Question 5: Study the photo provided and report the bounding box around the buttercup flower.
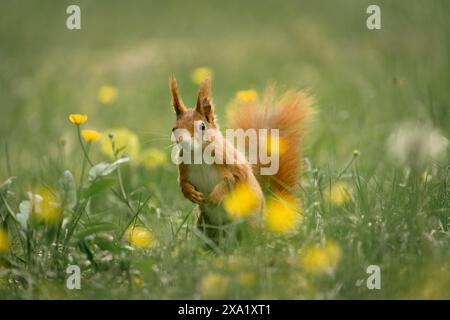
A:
[98,85,118,104]
[324,181,352,206]
[81,129,100,142]
[299,240,342,274]
[101,128,140,160]
[265,194,301,233]
[191,67,212,85]
[139,148,167,168]
[125,226,157,248]
[236,90,258,103]
[0,229,10,253]
[69,114,87,125]
[223,183,260,220]
[200,272,230,299]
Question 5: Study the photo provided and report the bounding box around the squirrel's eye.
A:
[199,122,206,131]
[172,127,176,132]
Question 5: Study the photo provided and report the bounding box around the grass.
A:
[0,0,449,299]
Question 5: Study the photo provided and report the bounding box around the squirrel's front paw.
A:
[183,188,205,204]
[207,191,223,206]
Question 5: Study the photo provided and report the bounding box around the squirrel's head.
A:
[169,75,219,151]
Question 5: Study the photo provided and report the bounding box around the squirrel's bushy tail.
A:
[227,88,315,196]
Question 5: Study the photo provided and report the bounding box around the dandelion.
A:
[97,85,118,104]
[101,128,140,160]
[236,90,258,103]
[223,183,260,220]
[29,189,62,225]
[69,114,87,125]
[0,229,10,253]
[139,148,167,168]
[200,272,230,299]
[125,226,157,248]
[299,240,342,274]
[191,67,212,85]
[387,122,448,168]
[324,181,352,206]
[265,194,301,233]
[81,129,100,142]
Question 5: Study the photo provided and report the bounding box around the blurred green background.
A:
[1,0,449,175]
[0,0,449,299]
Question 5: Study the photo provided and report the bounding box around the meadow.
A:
[0,0,449,299]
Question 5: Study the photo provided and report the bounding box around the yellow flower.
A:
[238,272,256,287]
[236,90,258,102]
[200,272,230,299]
[29,189,62,225]
[139,148,167,168]
[0,229,10,253]
[265,195,301,233]
[69,114,87,125]
[299,240,342,274]
[97,85,118,104]
[266,135,287,156]
[191,67,212,85]
[223,183,260,220]
[324,181,352,206]
[125,226,157,248]
[81,129,100,142]
[101,128,140,160]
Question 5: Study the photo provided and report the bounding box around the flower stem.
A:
[79,143,91,188]
[76,126,94,167]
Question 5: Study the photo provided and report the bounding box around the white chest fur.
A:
[187,163,222,195]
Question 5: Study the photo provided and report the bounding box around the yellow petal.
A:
[125,226,157,248]
[223,183,261,220]
[81,129,101,142]
[299,240,342,274]
[265,195,301,233]
[69,114,88,125]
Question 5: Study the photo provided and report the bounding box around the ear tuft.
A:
[196,77,215,123]
[169,75,186,116]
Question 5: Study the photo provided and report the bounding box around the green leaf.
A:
[80,178,116,199]
[88,155,130,182]
[59,170,77,210]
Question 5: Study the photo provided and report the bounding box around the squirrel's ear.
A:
[195,77,215,124]
[169,75,186,116]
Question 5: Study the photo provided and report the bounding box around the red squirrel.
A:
[169,76,313,238]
